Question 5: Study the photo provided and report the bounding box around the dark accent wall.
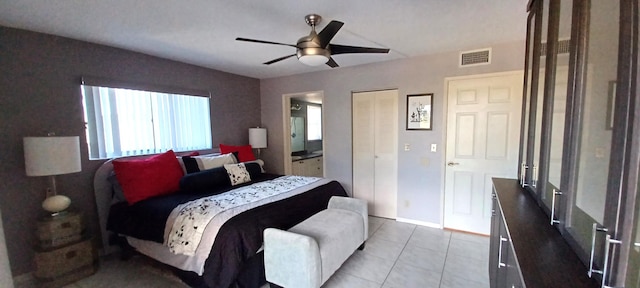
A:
[0,26,261,275]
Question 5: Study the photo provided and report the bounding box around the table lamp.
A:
[249,127,267,159]
[24,135,81,215]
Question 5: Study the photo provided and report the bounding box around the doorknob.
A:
[447,162,459,166]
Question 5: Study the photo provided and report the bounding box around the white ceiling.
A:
[0,0,528,79]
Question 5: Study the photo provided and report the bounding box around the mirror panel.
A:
[531,0,550,193]
[520,10,536,187]
[544,0,572,208]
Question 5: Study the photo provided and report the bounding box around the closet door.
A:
[352,90,398,218]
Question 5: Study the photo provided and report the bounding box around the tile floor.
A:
[17,216,490,288]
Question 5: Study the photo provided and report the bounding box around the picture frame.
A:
[606,81,616,130]
[406,93,433,130]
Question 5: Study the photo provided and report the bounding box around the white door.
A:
[353,90,398,218]
[444,72,523,234]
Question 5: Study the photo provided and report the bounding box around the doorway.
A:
[443,71,523,234]
[282,91,324,175]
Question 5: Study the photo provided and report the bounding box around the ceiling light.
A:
[297,48,330,66]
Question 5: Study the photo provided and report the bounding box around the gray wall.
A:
[260,40,525,225]
[0,26,261,275]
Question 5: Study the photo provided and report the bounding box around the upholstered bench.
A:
[264,196,368,288]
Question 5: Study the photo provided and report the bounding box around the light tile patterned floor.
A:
[17,216,490,288]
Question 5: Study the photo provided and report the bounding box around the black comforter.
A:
[108,175,347,288]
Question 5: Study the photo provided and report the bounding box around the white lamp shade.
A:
[24,136,82,176]
[249,128,267,149]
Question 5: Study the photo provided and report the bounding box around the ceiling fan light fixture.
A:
[297,47,330,66]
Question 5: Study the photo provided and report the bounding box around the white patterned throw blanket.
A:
[167,175,321,256]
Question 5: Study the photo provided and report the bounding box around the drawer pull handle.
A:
[498,236,508,268]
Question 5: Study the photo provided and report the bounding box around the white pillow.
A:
[224,163,251,186]
[195,153,237,170]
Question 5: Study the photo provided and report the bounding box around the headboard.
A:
[93,157,121,255]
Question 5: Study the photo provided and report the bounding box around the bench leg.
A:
[268,282,284,288]
[358,242,366,251]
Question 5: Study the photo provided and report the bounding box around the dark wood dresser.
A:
[489,178,598,288]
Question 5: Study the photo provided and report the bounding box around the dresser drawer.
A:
[34,237,97,281]
[36,212,83,249]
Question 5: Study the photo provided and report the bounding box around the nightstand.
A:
[34,212,98,288]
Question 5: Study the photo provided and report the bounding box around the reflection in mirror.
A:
[521,11,536,187]
[532,0,550,192]
[574,0,619,224]
[291,117,305,153]
[547,0,572,191]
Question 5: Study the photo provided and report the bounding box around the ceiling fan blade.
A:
[326,57,339,68]
[329,44,390,55]
[263,54,296,65]
[236,37,297,48]
[316,21,344,48]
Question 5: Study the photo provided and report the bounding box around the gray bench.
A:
[264,196,368,288]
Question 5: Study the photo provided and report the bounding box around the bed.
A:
[93,150,348,288]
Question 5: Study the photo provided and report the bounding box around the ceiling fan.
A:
[236,14,390,68]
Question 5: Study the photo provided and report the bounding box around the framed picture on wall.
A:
[406,93,433,130]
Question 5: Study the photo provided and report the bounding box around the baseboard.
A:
[395,217,442,229]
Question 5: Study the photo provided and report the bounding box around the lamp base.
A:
[42,195,71,215]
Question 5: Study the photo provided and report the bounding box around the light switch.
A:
[431,144,437,152]
[404,144,411,151]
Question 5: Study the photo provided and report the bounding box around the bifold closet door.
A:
[352,90,398,218]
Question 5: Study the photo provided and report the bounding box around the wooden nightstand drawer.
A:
[34,237,97,287]
[36,212,83,249]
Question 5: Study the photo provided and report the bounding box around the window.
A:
[307,105,322,141]
[81,84,212,159]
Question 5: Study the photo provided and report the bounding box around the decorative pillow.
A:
[195,153,237,170]
[224,163,251,186]
[179,166,231,193]
[243,162,263,178]
[219,144,256,162]
[175,151,200,157]
[178,153,237,174]
[113,150,184,205]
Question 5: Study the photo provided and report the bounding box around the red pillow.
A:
[176,151,200,157]
[113,150,184,205]
[219,144,256,162]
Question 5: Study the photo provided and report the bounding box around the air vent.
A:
[460,48,491,67]
[541,38,571,55]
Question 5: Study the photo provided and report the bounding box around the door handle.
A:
[601,234,622,288]
[588,223,608,277]
[550,189,562,225]
[447,162,459,166]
